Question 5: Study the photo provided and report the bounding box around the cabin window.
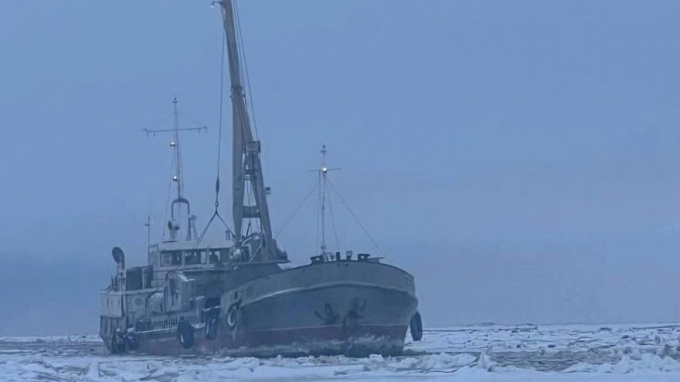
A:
[161,251,182,266]
[220,249,231,262]
[172,251,182,265]
[126,267,143,290]
[145,267,153,288]
[208,250,220,264]
[184,250,201,265]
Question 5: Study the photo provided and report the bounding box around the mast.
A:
[145,215,151,255]
[168,97,191,241]
[314,146,382,260]
[320,145,328,256]
[143,98,206,242]
[215,0,275,260]
[312,144,339,258]
[172,98,184,204]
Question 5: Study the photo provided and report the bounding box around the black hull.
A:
[103,260,418,357]
[228,283,416,357]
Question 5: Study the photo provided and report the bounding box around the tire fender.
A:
[410,311,423,342]
[205,307,220,340]
[177,319,195,349]
[226,301,241,330]
[125,331,140,351]
[110,330,127,354]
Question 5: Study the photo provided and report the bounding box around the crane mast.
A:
[217,0,275,260]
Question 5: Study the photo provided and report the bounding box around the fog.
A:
[2,0,680,335]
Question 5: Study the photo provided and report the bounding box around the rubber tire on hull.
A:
[410,311,423,342]
[125,332,140,351]
[226,302,240,329]
[110,333,126,354]
[177,320,195,349]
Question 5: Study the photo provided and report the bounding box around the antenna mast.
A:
[314,144,340,258]
[143,98,206,242]
[320,145,328,256]
[172,98,184,203]
[144,215,152,259]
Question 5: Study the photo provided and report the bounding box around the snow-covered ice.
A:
[2,323,680,381]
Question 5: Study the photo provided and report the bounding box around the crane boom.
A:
[218,0,274,260]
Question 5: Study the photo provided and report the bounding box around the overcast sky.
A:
[2,0,680,335]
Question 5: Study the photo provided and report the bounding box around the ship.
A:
[99,0,422,357]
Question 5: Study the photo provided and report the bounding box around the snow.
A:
[2,323,680,381]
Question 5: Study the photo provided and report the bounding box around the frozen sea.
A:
[2,323,680,381]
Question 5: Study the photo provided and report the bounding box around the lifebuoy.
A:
[205,307,220,340]
[177,319,195,349]
[226,302,240,330]
[410,311,423,342]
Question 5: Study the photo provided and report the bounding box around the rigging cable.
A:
[326,187,341,251]
[214,31,226,211]
[193,211,233,250]
[193,22,235,249]
[275,181,318,240]
[326,178,385,257]
[175,100,209,130]
[233,0,260,141]
[144,112,174,132]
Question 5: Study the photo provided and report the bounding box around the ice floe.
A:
[2,323,680,381]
